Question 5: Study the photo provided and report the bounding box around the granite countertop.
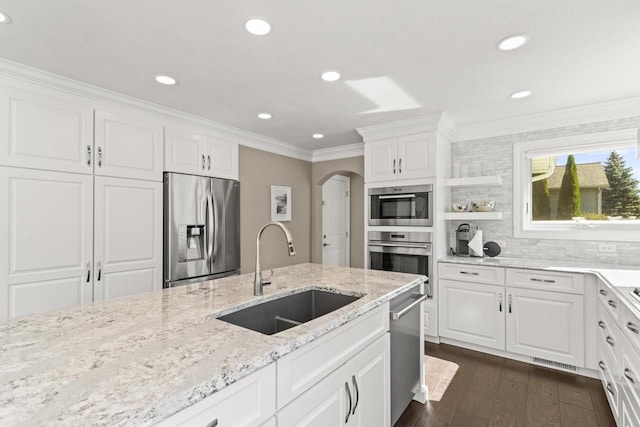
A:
[0,263,425,426]
[439,256,640,318]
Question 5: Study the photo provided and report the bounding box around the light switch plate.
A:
[598,244,616,253]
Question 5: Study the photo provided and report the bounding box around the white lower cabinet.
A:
[439,279,505,350]
[156,364,276,427]
[506,287,584,367]
[277,333,390,427]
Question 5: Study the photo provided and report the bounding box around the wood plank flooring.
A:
[394,342,616,427]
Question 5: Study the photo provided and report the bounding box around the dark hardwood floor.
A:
[394,342,616,427]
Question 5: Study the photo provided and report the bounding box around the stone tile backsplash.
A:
[450,116,640,266]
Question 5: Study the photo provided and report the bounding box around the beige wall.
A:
[239,146,312,273]
[311,157,365,268]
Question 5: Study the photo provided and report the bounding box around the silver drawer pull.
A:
[607,300,617,309]
[606,336,615,347]
[598,320,606,329]
[391,294,426,320]
[624,368,635,384]
[606,382,615,396]
[460,271,480,276]
[599,289,608,296]
[205,419,218,427]
[627,322,639,334]
[530,278,556,283]
[598,361,606,371]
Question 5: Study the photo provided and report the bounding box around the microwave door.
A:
[164,173,211,284]
[210,178,240,276]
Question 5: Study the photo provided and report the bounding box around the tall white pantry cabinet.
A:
[0,85,163,320]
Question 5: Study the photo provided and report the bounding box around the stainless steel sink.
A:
[215,289,362,335]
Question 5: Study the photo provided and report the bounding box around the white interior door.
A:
[93,176,162,301]
[322,175,350,267]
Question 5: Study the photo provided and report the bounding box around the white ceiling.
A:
[0,1,639,149]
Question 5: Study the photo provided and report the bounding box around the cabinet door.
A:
[164,127,207,175]
[93,177,162,301]
[0,87,94,174]
[201,138,238,180]
[94,110,164,181]
[396,133,434,180]
[439,279,505,350]
[506,287,584,367]
[364,139,397,183]
[0,167,93,320]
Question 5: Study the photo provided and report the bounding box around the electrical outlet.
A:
[598,244,616,253]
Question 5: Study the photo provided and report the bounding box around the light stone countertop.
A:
[0,263,425,427]
[439,255,640,318]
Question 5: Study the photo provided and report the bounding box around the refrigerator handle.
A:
[211,190,219,263]
[207,191,215,263]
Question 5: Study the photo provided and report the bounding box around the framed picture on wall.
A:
[271,185,292,222]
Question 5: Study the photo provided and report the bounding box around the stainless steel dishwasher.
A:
[389,281,426,425]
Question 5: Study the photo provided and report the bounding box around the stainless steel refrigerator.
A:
[164,172,240,287]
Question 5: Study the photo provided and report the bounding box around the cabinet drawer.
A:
[439,263,505,285]
[156,364,276,427]
[599,359,620,421]
[277,303,388,409]
[506,269,584,294]
[621,336,640,414]
[598,302,621,368]
[622,305,640,356]
[598,280,621,322]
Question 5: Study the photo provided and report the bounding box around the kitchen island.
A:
[0,263,425,426]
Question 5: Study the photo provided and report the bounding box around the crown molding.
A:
[455,96,640,142]
[0,58,315,162]
[356,111,448,142]
[311,143,364,162]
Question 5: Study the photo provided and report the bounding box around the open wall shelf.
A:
[444,175,502,187]
[442,212,504,220]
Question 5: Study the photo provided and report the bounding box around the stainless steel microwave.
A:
[369,184,433,226]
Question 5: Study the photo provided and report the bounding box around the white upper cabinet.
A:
[0,167,94,320]
[0,87,94,174]
[93,176,162,302]
[165,127,238,180]
[94,109,164,181]
[364,133,434,183]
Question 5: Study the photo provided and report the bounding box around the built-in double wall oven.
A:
[369,184,433,227]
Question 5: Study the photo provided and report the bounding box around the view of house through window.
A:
[530,148,640,221]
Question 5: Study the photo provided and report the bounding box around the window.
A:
[514,128,640,241]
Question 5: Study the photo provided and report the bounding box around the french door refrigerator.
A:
[164,172,240,287]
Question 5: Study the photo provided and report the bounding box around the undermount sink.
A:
[215,289,362,335]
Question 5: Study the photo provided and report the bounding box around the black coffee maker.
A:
[455,223,472,256]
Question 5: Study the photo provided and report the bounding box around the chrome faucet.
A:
[254,221,296,296]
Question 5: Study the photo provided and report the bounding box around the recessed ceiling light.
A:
[497,35,529,51]
[510,90,532,99]
[155,75,177,85]
[321,71,341,82]
[245,18,271,36]
[312,133,324,139]
[0,12,12,24]
[257,113,272,120]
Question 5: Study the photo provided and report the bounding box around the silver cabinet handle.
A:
[97,261,102,282]
[345,382,352,424]
[351,375,359,414]
[97,146,103,167]
[202,154,205,170]
[598,361,606,371]
[86,261,91,283]
[627,322,639,334]
[399,158,402,173]
[599,289,608,296]
[207,155,211,170]
[624,368,635,384]
[391,294,426,320]
[392,158,396,174]
[508,294,512,314]
[87,145,92,166]
[598,320,606,329]
[205,419,218,427]
[606,336,615,347]
[607,300,617,309]
[606,382,615,397]
[460,271,480,276]
[530,277,556,283]
[499,293,503,312]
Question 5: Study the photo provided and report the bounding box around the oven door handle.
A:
[378,194,416,200]
[391,294,426,320]
[368,242,429,249]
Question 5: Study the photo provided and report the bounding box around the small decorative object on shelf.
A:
[472,201,495,212]
[451,202,468,212]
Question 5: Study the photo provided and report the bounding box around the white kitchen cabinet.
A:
[439,279,506,350]
[0,167,94,320]
[277,333,390,427]
[93,177,162,301]
[0,87,94,174]
[364,134,433,183]
[156,364,276,427]
[94,109,164,181]
[165,127,238,180]
[506,287,585,367]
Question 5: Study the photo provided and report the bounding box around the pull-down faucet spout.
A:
[254,222,296,296]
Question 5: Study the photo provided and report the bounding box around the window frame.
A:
[513,128,640,242]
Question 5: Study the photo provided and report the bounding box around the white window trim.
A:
[513,128,640,242]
